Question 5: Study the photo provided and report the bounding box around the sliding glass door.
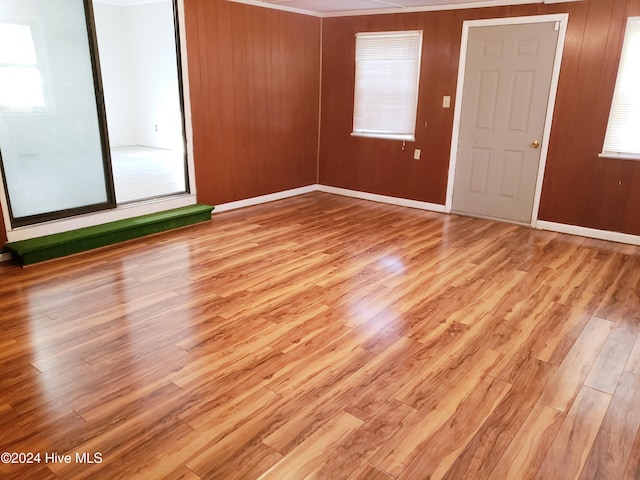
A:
[92,0,188,205]
[0,0,115,227]
[0,0,188,230]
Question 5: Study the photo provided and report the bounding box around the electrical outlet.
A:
[414,149,421,160]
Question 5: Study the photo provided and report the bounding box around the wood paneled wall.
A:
[184,0,321,206]
[319,0,640,236]
[539,0,640,234]
[2,0,639,248]
[0,0,320,247]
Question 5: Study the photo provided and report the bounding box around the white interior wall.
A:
[93,0,181,150]
[127,1,182,149]
[93,2,136,147]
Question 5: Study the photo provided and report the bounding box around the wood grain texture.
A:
[624,422,640,480]
[183,0,320,206]
[488,402,565,480]
[0,192,639,479]
[580,371,640,480]
[627,335,640,375]
[258,411,364,479]
[535,386,612,480]
[442,354,557,480]
[3,0,640,247]
[319,0,640,236]
[396,375,512,480]
[585,322,638,394]
[539,316,612,412]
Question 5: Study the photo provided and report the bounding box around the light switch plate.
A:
[414,149,421,160]
[443,96,451,108]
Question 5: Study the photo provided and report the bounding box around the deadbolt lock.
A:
[531,140,540,149]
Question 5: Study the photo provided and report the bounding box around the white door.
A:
[451,21,560,224]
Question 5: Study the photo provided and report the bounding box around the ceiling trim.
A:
[227,0,322,17]
[226,0,582,18]
[93,0,168,6]
[324,0,538,17]
[322,0,544,17]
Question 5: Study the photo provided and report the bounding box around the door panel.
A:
[508,71,535,132]
[500,150,524,198]
[470,148,491,194]
[476,71,500,130]
[452,22,559,224]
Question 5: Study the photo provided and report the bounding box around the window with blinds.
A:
[352,30,423,141]
[601,17,640,159]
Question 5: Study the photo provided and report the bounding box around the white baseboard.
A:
[6,184,631,261]
[536,220,640,246]
[214,185,318,213]
[318,185,446,213]
[213,184,446,215]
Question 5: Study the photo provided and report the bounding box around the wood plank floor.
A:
[1,191,639,479]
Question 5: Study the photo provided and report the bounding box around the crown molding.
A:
[226,0,583,18]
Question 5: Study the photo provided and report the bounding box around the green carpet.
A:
[5,204,214,265]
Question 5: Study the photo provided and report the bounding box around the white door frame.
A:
[444,13,569,228]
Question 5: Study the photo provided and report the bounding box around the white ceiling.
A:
[262,0,498,13]
[229,0,577,17]
[96,0,579,17]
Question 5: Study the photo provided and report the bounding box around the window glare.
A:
[0,23,45,108]
[602,17,640,156]
[0,23,38,64]
[0,67,45,107]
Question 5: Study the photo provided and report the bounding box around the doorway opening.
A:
[93,0,187,205]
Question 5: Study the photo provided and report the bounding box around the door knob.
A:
[531,140,540,149]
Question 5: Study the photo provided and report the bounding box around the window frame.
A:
[351,30,423,142]
[599,16,640,161]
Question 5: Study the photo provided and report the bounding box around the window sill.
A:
[351,132,416,142]
[598,152,640,161]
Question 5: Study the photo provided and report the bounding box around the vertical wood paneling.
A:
[2,0,640,247]
[320,0,640,236]
[542,1,615,226]
[184,0,320,206]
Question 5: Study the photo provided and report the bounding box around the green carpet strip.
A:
[5,204,214,265]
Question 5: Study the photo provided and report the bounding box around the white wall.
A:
[127,1,182,149]
[93,2,136,147]
[93,0,182,149]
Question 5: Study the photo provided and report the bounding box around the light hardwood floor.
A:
[1,192,639,479]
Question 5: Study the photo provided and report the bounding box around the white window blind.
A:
[602,17,640,159]
[352,30,423,141]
